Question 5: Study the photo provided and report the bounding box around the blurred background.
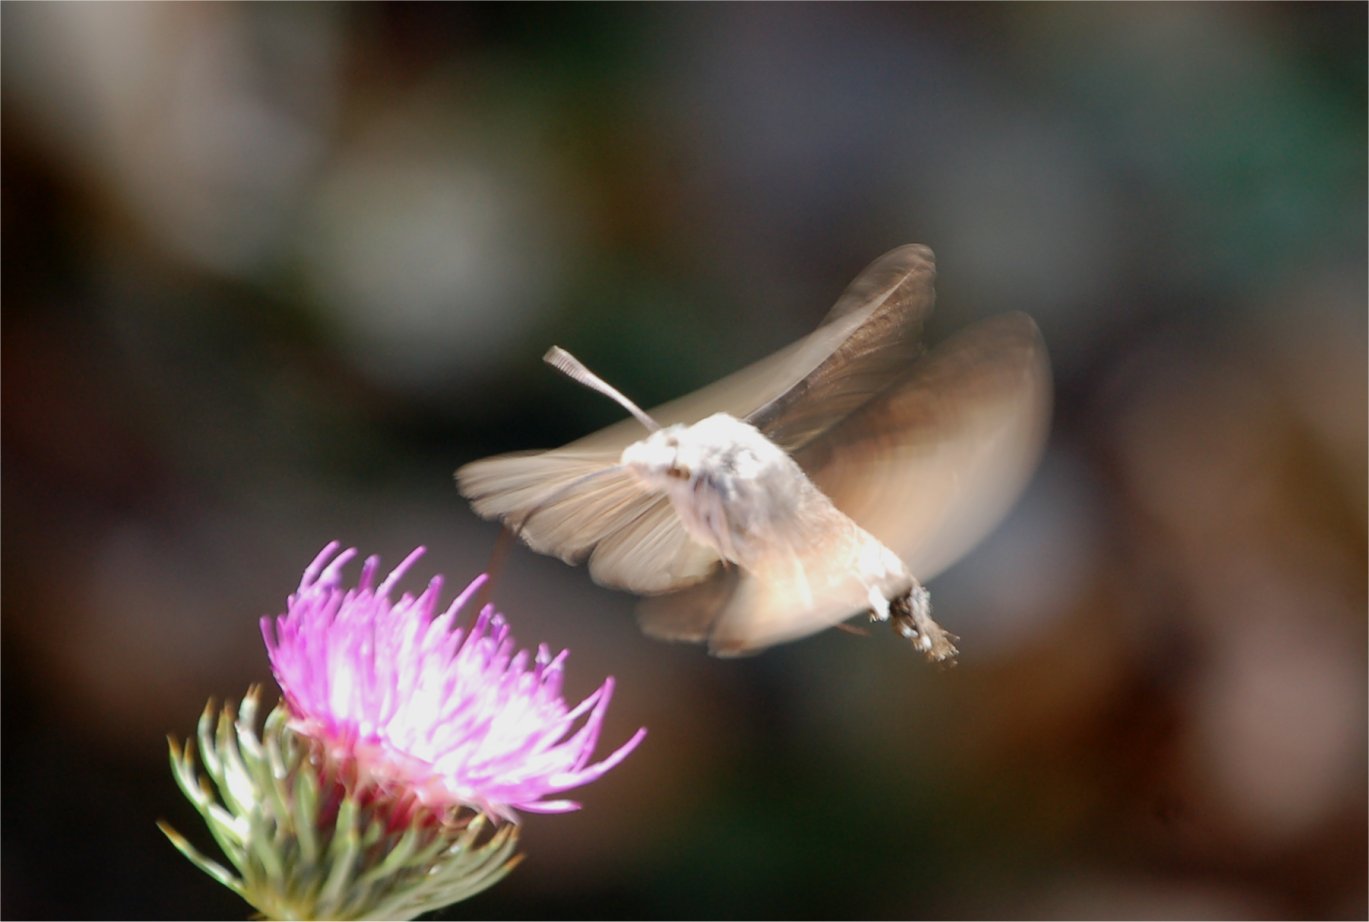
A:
[3,3,1365,919]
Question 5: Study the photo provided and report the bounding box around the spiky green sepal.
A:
[160,687,522,921]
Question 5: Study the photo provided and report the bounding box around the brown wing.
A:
[748,244,935,451]
[799,312,1051,581]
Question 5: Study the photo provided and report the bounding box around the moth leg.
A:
[471,525,517,613]
[890,585,959,664]
[866,583,891,622]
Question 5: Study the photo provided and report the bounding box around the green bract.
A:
[160,687,521,921]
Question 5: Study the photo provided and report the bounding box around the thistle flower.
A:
[162,542,646,920]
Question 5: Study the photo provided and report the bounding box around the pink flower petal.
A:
[261,544,645,819]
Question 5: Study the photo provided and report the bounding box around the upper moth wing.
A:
[749,243,936,452]
[456,452,719,593]
[797,311,1052,582]
[560,243,937,453]
[456,244,938,594]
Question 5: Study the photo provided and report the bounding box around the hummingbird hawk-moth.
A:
[456,245,1051,661]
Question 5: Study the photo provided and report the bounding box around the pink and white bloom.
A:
[261,542,646,821]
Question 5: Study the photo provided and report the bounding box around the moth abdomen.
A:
[889,585,959,663]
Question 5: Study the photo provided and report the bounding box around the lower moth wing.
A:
[637,504,910,654]
[456,451,719,593]
[636,568,740,646]
[797,311,1051,582]
[641,570,809,656]
[588,497,722,592]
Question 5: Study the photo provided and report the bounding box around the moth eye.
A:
[666,464,691,481]
[664,435,679,448]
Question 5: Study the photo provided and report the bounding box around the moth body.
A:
[621,412,797,566]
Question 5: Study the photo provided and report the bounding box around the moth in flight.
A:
[456,245,1050,661]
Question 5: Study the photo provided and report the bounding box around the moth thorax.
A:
[621,413,799,565]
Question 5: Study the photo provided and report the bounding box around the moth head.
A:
[621,413,775,494]
[621,424,694,488]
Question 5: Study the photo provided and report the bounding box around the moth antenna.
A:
[545,346,661,433]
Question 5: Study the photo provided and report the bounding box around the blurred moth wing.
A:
[801,310,1051,584]
[455,244,1051,655]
